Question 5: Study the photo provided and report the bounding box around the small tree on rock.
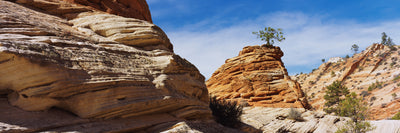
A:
[335,92,375,133]
[253,27,285,47]
[387,37,395,46]
[381,32,395,46]
[351,44,359,55]
[381,32,388,45]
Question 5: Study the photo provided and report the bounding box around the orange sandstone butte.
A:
[206,45,310,109]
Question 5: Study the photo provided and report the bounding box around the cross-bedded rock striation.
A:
[0,0,210,121]
[206,45,310,109]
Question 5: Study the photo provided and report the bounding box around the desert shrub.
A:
[367,86,373,91]
[287,108,303,121]
[312,68,317,72]
[381,103,387,108]
[360,91,370,97]
[311,93,315,98]
[392,112,400,120]
[393,75,400,81]
[390,45,398,51]
[392,93,397,100]
[370,96,376,102]
[391,62,396,68]
[331,71,336,77]
[368,81,383,91]
[209,96,243,127]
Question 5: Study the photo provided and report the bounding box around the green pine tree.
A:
[335,92,375,133]
[351,44,359,55]
[323,80,349,114]
[253,27,285,47]
[381,32,388,45]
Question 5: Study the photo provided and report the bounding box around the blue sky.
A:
[147,0,400,78]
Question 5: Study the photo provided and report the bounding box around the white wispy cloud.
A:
[165,12,400,78]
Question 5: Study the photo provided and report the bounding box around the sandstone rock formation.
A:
[0,0,218,132]
[62,0,152,22]
[206,45,310,109]
[293,44,400,120]
[241,107,400,133]
[16,0,152,22]
[0,97,242,133]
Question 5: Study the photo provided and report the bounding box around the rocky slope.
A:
[241,107,400,133]
[292,44,400,120]
[206,45,310,109]
[0,0,236,132]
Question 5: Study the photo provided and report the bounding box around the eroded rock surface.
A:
[0,0,210,127]
[206,45,310,109]
[16,0,152,22]
[63,0,152,22]
[241,107,400,133]
[0,98,242,133]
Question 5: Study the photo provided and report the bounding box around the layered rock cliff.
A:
[206,45,310,109]
[293,44,400,120]
[62,0,152,22]
[0,0,222,132]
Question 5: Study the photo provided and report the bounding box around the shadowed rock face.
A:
[0,0,210,121]
[66,0,153,22]
[206,45,310,109]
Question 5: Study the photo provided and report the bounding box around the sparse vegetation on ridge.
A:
[367,81,383,91]
[381,32,395,46]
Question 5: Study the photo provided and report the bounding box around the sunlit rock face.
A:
[0,0,210,121]
[206,45,310,109]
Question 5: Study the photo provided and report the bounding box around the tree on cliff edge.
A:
[381,32,395,46]
[253,27,285,47]
[351,44,359,55]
